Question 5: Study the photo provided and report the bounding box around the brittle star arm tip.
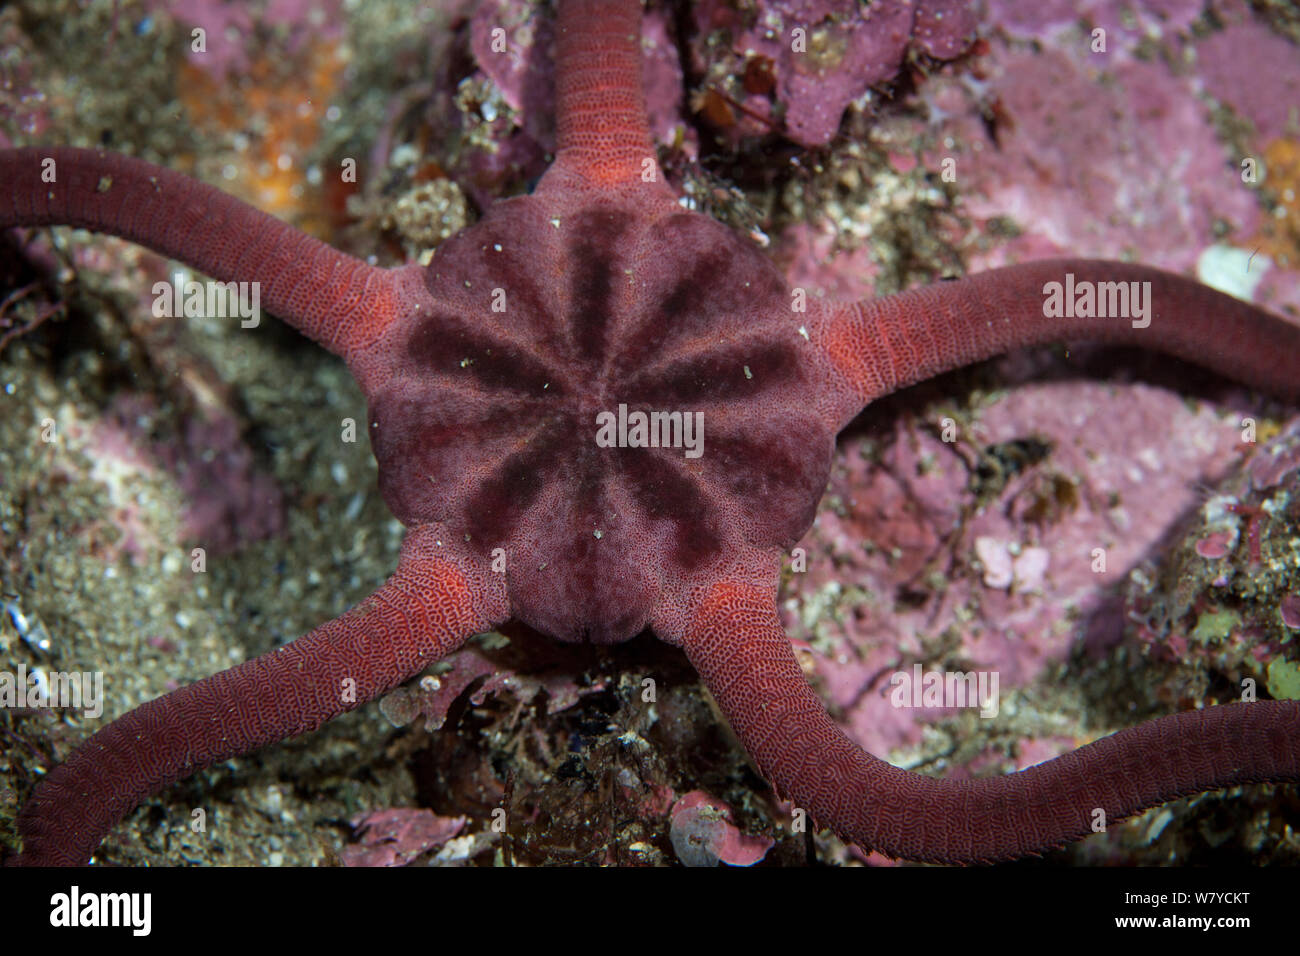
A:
[672,575,1300,863]
[9,527,508,866]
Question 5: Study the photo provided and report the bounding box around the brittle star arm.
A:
[0,146,421,359]
[673,578,1300,864]
[806,259,1300,429]
[12,527,508,866]
[540,0,673,198]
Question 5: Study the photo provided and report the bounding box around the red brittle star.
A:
[1,0,1297,866]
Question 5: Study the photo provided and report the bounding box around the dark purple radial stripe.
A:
[632,340,803,405]
[473,230,567,348]
[617,447,726,572]
[619,284,791,380]
[371,393,551,471]
[405,313,564,396]
[690,425,830,545]
[463,420,574,548]
[658,252,729,318]
[615,213,787,354]
[566,209,631,363]
[614,253,734,373]
[653,246,735,322]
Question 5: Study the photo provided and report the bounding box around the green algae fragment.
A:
[1266,658,1300,701]
[1191,608,1241,644]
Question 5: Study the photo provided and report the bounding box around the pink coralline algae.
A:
[668,791,774,867]
[469,0,556,149]
[1281,594,1300,630]
[0,18,49,140]
[342,809,465,867]
[952,46,1258,274]
[1195,19,1300,146]
[1126,420,1300,684]
[1013,736,1076,772]
[85,394,285,558]
[152,0,344,83]
[987,0,1204,51]
[771,3,1290,301]
[786,378,1265,762]
[167,407,286,552]
[974,537,1049,592]
[951,0,1300,305]
[690,0,977,146]
[1195,531,1235,561]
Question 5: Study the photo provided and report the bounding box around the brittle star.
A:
[2,0,1299,865]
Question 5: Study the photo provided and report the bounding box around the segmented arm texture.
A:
[551,0,661,191]
[14,531,502,865]
[811,260,1300,427]
[684,582,1300,863]
[0,146,403,357]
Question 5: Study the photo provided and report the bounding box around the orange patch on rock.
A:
[177,37,346,238]
[1251,138,1300,271]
